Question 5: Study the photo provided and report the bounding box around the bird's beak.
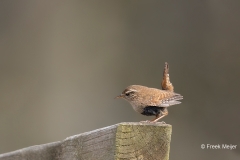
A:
[115,94,123,99]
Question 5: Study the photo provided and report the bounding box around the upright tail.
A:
[161,62,174,92]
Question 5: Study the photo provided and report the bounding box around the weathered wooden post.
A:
[0,122,172,160]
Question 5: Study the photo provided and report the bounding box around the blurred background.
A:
[0,1,240,159]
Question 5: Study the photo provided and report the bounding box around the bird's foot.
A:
[140,120,151,123]
[140,120,159,123]
[140,120,166,124]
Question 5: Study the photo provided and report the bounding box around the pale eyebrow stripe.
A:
[125,89,137,93]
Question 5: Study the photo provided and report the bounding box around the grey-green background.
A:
[0,1,240,160]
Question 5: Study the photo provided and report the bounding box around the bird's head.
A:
[115,85,142,102]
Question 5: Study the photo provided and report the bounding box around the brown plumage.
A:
[161,62,174,92]
[116,62,183,122]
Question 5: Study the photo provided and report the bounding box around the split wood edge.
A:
[0,122,172,160]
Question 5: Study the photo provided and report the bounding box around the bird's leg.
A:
[150,108,168,122]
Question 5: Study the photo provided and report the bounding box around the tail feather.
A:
[161,62,174,92]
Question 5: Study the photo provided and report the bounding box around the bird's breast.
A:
[130,102,145,114]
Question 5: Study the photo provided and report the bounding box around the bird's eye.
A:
[124,90,136,97]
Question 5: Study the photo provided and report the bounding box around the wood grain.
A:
[0,122,172,160]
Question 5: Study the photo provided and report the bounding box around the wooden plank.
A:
[0,122,172,160]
